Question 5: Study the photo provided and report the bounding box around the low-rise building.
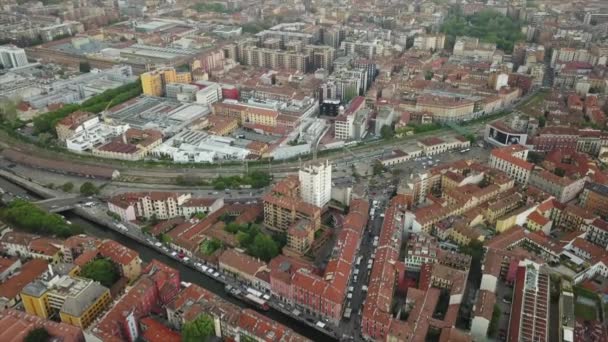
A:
[218,249,269,290]
[0,259,48,310]
[92,128,163,161]
[97,240,141,281]
[507,260,550,342]
[55,111,94,141]
[417,136,470,156]
[0,309,84,342]
[471,290,496,340]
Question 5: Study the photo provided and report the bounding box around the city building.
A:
[0,45,28,69]
[579,182,608,218]
[55,111,95,142]
[489,145,534,185]
[285,219,315,256]
[262,176,322,233]
[0,309,84,342]
[471,290,497,339]
[415,95,475,122]
[108,192,222,222]
[64,117,130,152]
[21,275,111,329]
[298,160,332,208]
[0,259,48,310]
[507,260,550,342]
[90,260,180,342]
[584,219,608,249]
[92,128,163,161]
[195,82,223,105]
[417,136,470,156]
[213,99,279,127]
[141,67,192,97]
[528,170,587,203]
[97,240,142,281]
[218,249,269,290]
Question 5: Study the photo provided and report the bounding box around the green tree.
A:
[160,233,172,244]
[182,314,214,342]
[440,9,524,52]
[79,61,91,73]
[372,160,385,175]
[80,258,119,288]
[380,125,394,139]
[193,212,207,219]
[61,182,74,192]
[0,199,82,237]
[465,133,476,144]
[538,116,546,127]
[487,304,501,337]
[80,182,99,196]
[0,99,18,124]
[248,234,279,262]
[25,328,50,342]
[554,168,566,177]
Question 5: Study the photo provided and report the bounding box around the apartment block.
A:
[262,176,321,232]
[0,45,28,69]
[579,182,608,218]
[21,275,111,329]
[141,67,192,97]
[489,145,534,185]
[298,160,332,208]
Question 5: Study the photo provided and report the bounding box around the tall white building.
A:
[195,82,223,105]
[299,160,332,207]
[0,45,28,69]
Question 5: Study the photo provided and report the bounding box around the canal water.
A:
[0,177,334,341]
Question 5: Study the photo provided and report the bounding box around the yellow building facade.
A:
[21,275,111,328]
[141,68,192,97]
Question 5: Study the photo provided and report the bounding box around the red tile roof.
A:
[0,259,48,300]
[98,240,138,265]
[0,309,84,342]
[490,145,534,171]
[219,249,266,278]
[140,317,181,342]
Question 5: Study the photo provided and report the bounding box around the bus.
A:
[244,293,269,311]
[460,148,470,153]
[246,287,263,298]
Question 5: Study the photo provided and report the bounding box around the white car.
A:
[213,272,220,278]
[171,252,177,257]
[202,266,209,272]
[207,268,215,274]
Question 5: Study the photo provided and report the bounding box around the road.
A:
[0,92,532,183]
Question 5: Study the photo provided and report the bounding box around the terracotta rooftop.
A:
[0,259,48,300]
[98,240,138,265]
[0,309,84,342]
[219,249,266,278]
[140,317,181,342]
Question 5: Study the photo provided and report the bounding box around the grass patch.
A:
[574,302,597,321]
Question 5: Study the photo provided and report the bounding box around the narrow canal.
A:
[0,177,334,341]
